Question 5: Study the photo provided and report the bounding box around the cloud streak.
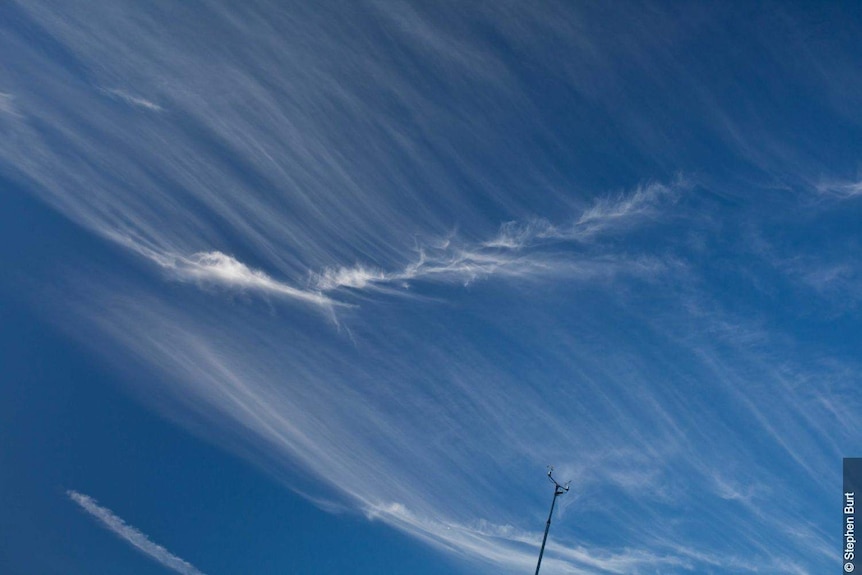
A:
[67,490,206,575]
[312,181,683,293]
[74,180,680,306]
[101,88,164,112]
[149,248,335,307]
[817,179,862,199]
[0,92,19,116]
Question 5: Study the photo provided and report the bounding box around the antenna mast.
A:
[534,466,569,575]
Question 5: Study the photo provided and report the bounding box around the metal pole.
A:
[534,468,568,575]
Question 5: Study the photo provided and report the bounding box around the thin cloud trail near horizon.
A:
[67,490,206,575]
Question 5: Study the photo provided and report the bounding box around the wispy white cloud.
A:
[0,92,19,116]
[576,180,682,231]
[159,249,335,307]
[366,500,698,575]
[746,228,862,310]
[67,490,206,575]
[484,180,684,250]
[101,88,163,112]
[106,235,337,308]
[816,179,862,199]
[64,180,682,301]
[312,181,683,293]
[312,244,668,294]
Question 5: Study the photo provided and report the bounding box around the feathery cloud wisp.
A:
[169,251,333,305]
[120,239,336,307]
[0,92,20,117]
[101,88,164,112]
[312,181,683,293]
[67,490,206,575]
[817,179,862,199]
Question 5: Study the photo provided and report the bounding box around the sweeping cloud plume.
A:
[153,249,334,307]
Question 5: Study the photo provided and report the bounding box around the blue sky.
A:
[1,1,861,574]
